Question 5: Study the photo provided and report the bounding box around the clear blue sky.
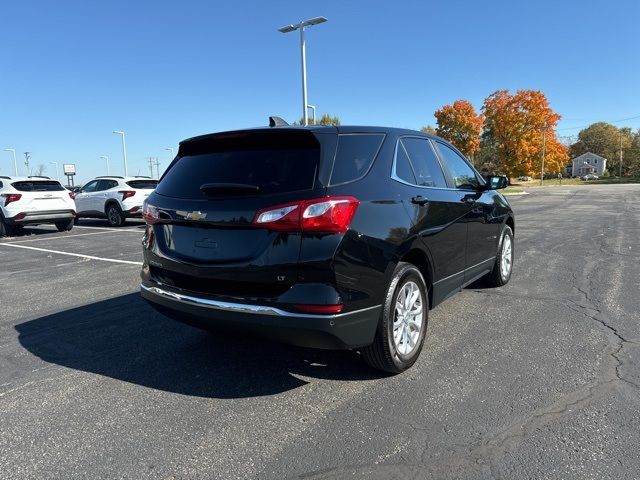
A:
[1,0,639,183]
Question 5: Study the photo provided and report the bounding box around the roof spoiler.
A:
[269,116,289,127]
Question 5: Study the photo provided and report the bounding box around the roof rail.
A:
[0,176,11,179]
[269,116,289,127]
[134,176,152,179]
[27,175,51,179]
[96,175,124,179]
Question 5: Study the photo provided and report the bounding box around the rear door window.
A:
[400,138,447,188]
[11,181,65,192]
[97,180,118,191]
[329,134,384,185]
[127,180,158,189]
[157,131,321,199]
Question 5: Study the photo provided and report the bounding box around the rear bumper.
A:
[5,210,75,225]
[140,283,381,350]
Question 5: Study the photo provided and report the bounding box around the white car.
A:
[0,176,76,237]
[582,174,599,181]
[74,176,158,226]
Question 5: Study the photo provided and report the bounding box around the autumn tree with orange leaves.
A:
[433,100,483,159]
[482,90,568,178]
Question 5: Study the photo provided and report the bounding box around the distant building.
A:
[569,152,607,177]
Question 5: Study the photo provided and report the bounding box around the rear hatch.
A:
[124,179,158,206]
[10,180,72,212]
[145,129,334,297]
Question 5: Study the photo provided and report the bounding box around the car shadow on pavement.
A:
[15,293,384,399]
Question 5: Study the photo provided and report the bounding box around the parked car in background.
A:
[75,176,158,226]
[0,176,76,236]
[140,123,515,373]
[517,176,532,181]
[582,174,599,181]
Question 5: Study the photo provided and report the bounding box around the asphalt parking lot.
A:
[1,184,639,479]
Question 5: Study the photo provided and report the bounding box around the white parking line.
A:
[4,230,143,244]
[0,243,143,265]
[74,225,143,232]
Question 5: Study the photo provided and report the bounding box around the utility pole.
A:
[619,132,624,181]
[540,122,547,186]
[24,152,31,176]
[146,157,154,178]
[153,157,161,179]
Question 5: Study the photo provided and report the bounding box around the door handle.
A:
[411,195,429,206]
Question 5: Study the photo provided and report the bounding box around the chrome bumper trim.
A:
[141,284,381,319]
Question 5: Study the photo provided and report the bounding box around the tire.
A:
[485,225,514,287]
[361,262,429,374]
[106,204,125,227]
[0,217,15,237]
[55,219,74,232]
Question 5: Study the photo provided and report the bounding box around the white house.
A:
[569,152,607,177]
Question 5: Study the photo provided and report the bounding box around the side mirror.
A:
[486,175,508,190]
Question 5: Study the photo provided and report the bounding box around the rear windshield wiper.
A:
[200,183,260,196]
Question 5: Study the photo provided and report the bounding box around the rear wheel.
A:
[55,219,74,232]
[106,204,125,227]
[485,225,514,287]
[361,262,428,374]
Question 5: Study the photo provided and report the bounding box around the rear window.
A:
[126,180,158,189]
[11,181,65,192]
[156,131,320,198]
[329,134,384,186]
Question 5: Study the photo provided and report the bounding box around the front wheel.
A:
[361,262,429,374]
[106,204,125,227]
[55,219,74,232]
[485,225,514,287]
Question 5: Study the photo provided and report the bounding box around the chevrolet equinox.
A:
[140,123,514,373]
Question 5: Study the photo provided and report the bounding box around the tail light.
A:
[253,196,360,233]
[142,198,160,225]
[2,193,22,206]
[119,190,136,200]
[68,192,76,200]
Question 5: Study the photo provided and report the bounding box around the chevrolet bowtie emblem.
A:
[186,211,207,221]
[177,210,207,221]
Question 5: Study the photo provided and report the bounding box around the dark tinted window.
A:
[97,180,118,191]
[157,140,319,199]
[81,180,99,193]
[11,181,65,192]
[435,142,480,189]
[127,180,158,189]
[394,140,416,184]
[329,134,384,185]
[401,138,447,188]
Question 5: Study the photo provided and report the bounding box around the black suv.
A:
[140,124,514,372]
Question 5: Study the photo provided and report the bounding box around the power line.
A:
[557,114,640,132]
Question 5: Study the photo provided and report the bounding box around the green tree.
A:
[569,122,633,175]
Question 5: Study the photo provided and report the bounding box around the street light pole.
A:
[4,148,17,175]
[49,162,59,181]
[307,104,317,125]
[278,17,327,126]
[112,131,128,176]
[100,156,110,175]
